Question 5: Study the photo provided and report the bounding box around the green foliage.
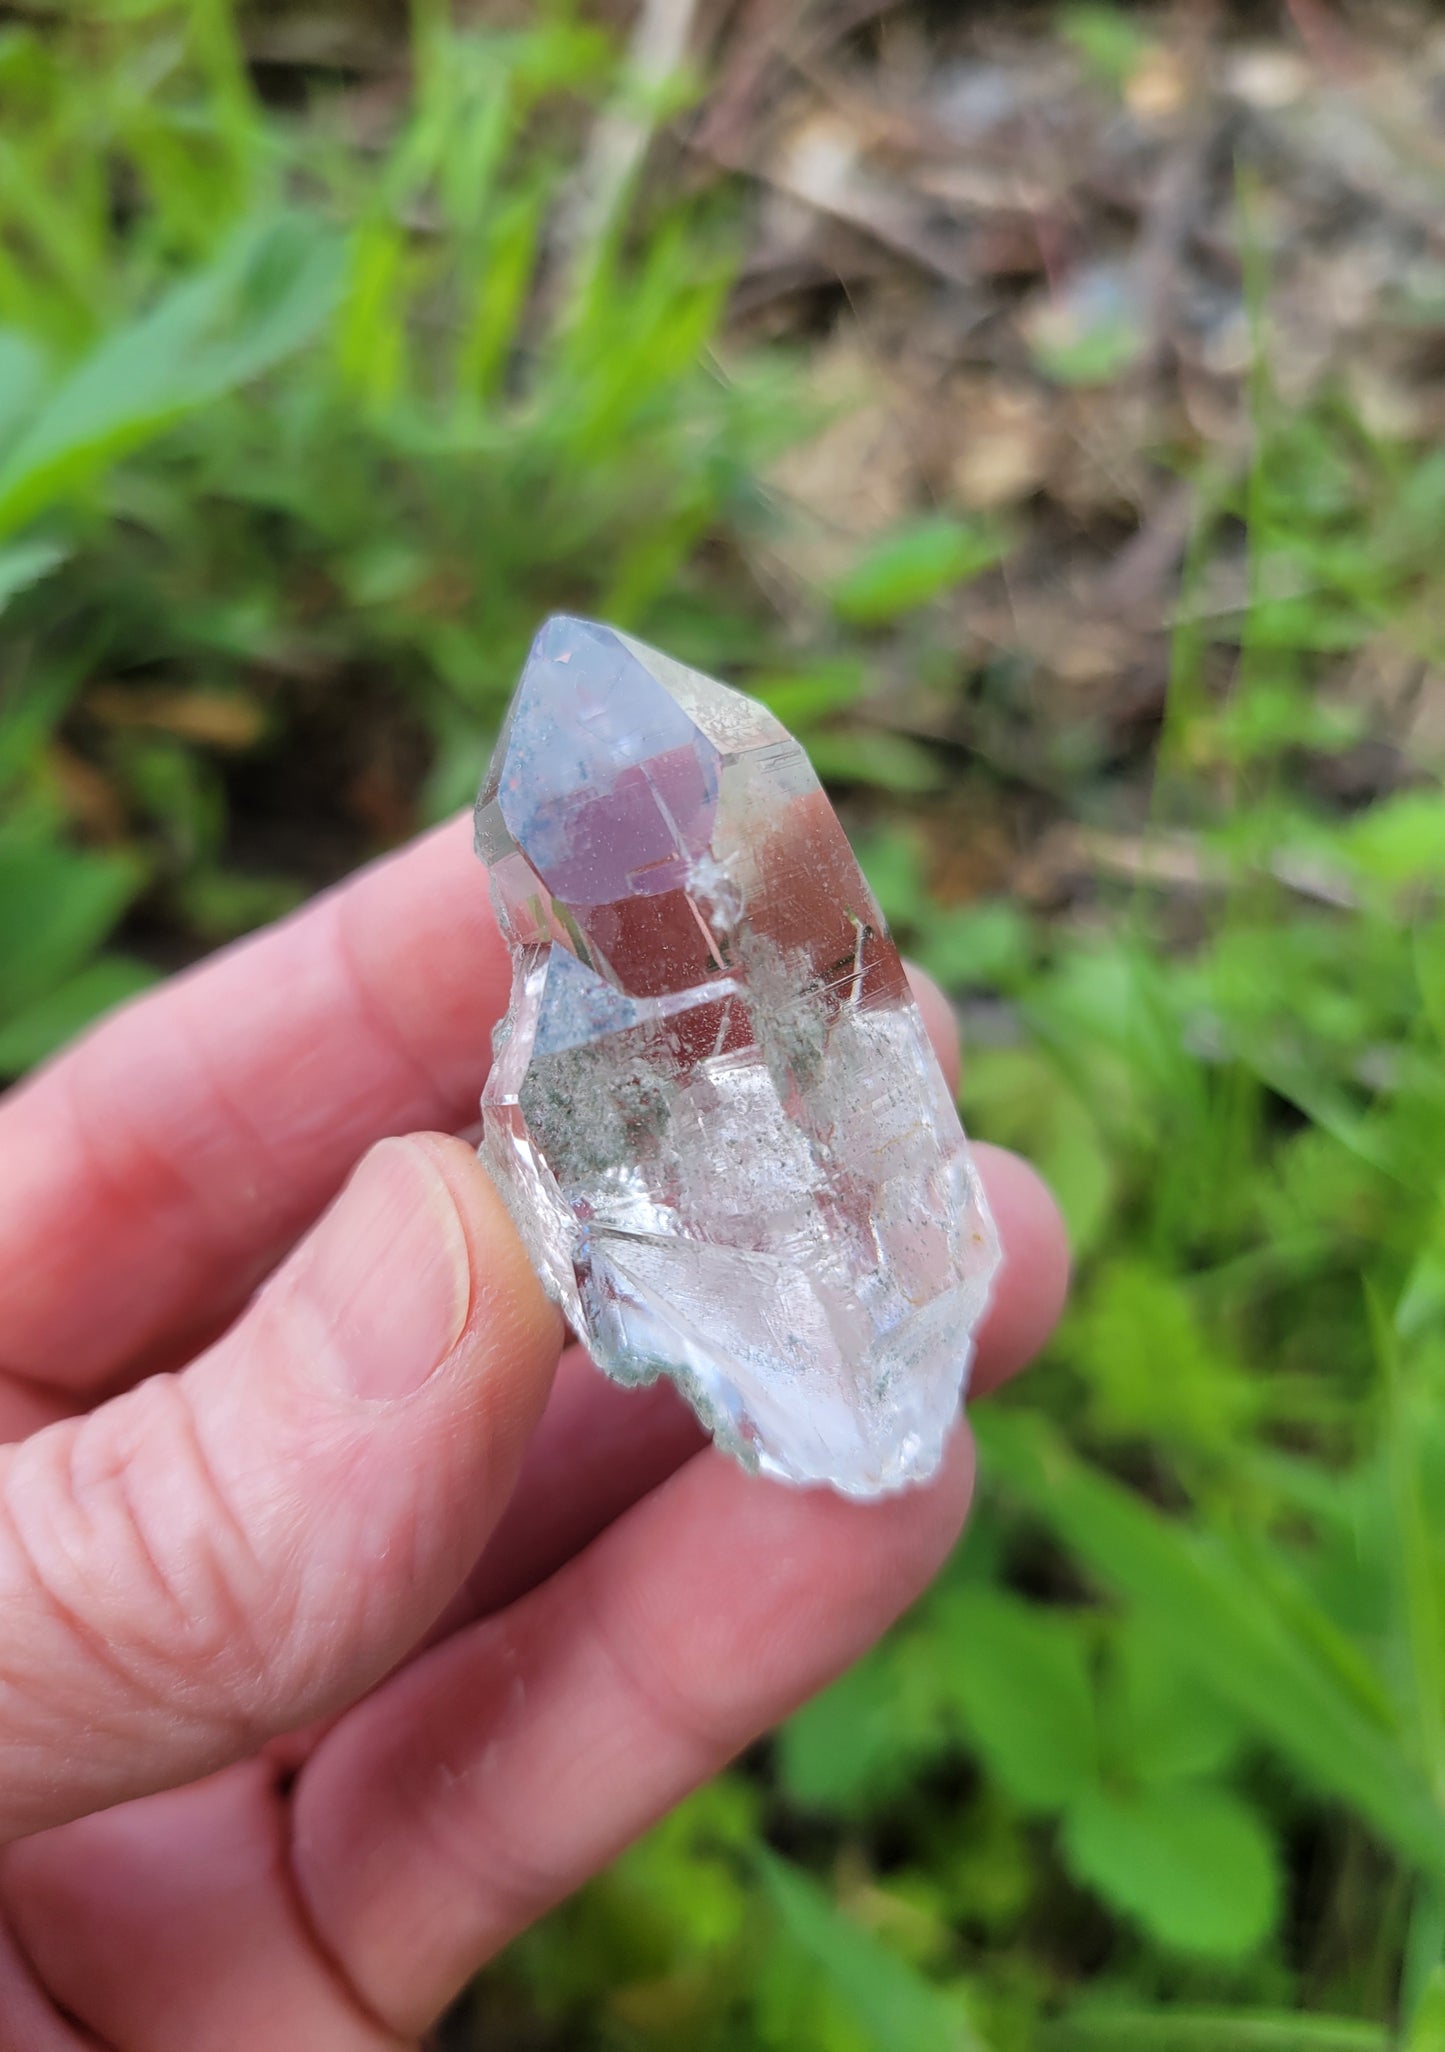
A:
[756,1852,984,2052]
[1053,2013,1389,2050]
[830,517,1007,626]
[0,802,154,1068]
[0,0,805,1068]
[0,212,343,538]
[780,1575,1279,1964]
[4,4,1445,2048]
[1060,5,1155,91]
[1061,1783,1277,1961]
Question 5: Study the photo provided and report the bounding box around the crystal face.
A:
[476,617,1000,1496]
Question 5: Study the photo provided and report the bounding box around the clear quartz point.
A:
[475,616,1000,1496]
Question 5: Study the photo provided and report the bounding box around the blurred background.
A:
[2,0,1444,2045]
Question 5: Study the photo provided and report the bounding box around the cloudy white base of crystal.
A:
[476,617,1000,1497]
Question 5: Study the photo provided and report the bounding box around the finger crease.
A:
[0,1443,180,1731]
[325,897,447,1113]
[577,1565,728,1771]
[0,1895,119,2051]
[272,1769,415,2051]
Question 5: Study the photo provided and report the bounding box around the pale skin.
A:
[0,816,1069,2049]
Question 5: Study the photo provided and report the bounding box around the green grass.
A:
[2,4,1444,2049]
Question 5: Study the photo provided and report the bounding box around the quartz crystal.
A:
[475,617,1000,1496]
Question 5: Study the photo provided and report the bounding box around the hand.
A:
[0,817,1068,2049]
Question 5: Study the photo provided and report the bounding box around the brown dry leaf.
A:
[761,104,970,282]
[44,743,127,839]
[963,589,1143,700]
[925,805,1020,905]
[1344,356,1429,442]
[1401,671,1445,763]
[1340,639,1445,766]
[1126,46,1191,122]
[88,687,266,750]
[1225,45,1311,108]
[1043,385,1162,525]
[947,377,1056,511]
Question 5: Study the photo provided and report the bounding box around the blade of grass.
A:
[1049,2009,1388,2051]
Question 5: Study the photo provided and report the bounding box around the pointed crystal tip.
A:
[484,617,720,909]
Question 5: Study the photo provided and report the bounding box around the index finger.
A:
[0,824,965,1399]
[0,816,508,1390]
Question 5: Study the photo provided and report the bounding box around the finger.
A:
[0,805,963,1401]
[904,961,961,1095]
[292,1433,978,2036]
[0,815,507,1393]
[0,1903,106,2051]
[967,1143,1070,1394]
[0,1135,560,1842]
[267,1123,1069,1788]
[450,1139,1067,1623]
[2,1764,407,2052]
[0,1377,76,1447]
[437,1348,704,1630]
[264,962,995,1781]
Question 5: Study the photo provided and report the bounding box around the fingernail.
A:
[308,1138,472,1403]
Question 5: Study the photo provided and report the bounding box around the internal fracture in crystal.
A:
[475,617,999,1496]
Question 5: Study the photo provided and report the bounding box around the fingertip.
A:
[970,1141,1070,1394]
[383,1135,565,1503]
[409,1133,564,1376]
[905,962,961,1094]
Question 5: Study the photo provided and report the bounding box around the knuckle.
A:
[583,1573,731,1769]
[408,1741,560,1947]
[0,1375,281,1744]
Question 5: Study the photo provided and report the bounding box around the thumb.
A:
[0,1134,560,1842]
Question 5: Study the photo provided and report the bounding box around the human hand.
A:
[0,817,1068,2048]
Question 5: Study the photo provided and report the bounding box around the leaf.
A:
[0,833,146,1017]
[918,904,1033,992]
[807,729,944,794]
[1405,1970,1445,2052]
[758,1852,983,2052]
[1050,2009,1388,2050]
[777,1648,933,1818]
[1415,920,1445,1053]
[978,1412,1445,1884]
[0,649,89,793]
[0,535,67,615]
[0,214,342,539]
[963,1049,1116,1258]
[1032,310,1143,388]
[831,517,1005,625]
[1103,1628,1245,1787]
[1372,1295,1445,1814]
[1404,1887,1445,2038]
[1061,5,1155,88]
[1345,792,1445,891]
[0,330,48,455]
[0,955,155,1074]
[752,660,868,728]
[1061,1782,1280,1959]
[1395,1197,1445,1343]
[858,827,929,929]
[933,1586,1097,1811]
[1069,1257,1254,1452]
